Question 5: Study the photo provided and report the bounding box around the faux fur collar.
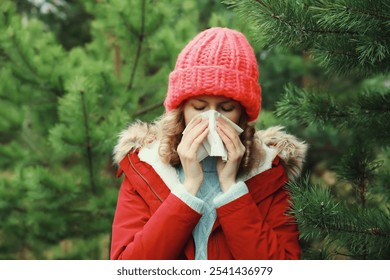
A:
[113,121,308,184]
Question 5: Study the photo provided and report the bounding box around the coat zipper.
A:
[128,154,163,202]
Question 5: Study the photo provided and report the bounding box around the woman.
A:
[110,27,307,260]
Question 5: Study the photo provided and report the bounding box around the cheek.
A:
[183,108,197,126]
[229,114,241,124]
[223,108,242,124]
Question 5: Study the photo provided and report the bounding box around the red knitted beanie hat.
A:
[164,27,261,122]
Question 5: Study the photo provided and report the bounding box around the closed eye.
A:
[193,106,206,111]
[221,106,235,112]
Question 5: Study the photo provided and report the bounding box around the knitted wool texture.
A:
[177,157,221,260]
[164,27,262,122]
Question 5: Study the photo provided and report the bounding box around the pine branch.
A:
[132,100,163,117]
[276,85,390,140]
[10,32,43,81]
[302,208,388,237]
[225,0,390,75]
[309,2,389,32]
[126,0,146,91]
[230,0,360,44]
[287,177,390,258]
[119,11,140,38]
[80,90,96,194]
[338,0,390,21]
[346,6,390,21]
[275,84,348,126]
[7,29,64,98]
[332,250,381,259]
[336,146,384,207]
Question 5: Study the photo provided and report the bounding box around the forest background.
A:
[0,0,389,260]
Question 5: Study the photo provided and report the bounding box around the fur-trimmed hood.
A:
[113,122,308,182]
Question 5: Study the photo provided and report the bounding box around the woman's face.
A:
[183,95,242,126]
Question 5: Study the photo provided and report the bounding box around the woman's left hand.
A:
[216,117,246,192]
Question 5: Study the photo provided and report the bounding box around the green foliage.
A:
[0,166,115,259]
[228,0,390,259]
[288,177,390,259]
[259,47,309,109]
[276,84,390,145]
[224,0,390,76]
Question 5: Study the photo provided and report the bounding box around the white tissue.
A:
[182,110,244,162]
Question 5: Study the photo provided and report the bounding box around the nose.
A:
[205,102,219,111]
[209,104,217,111]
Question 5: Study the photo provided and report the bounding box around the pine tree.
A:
[0,0,240,259]
[225,0,390,259]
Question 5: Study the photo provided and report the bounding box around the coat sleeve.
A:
[215,160,300,260]
[110,175,201,260]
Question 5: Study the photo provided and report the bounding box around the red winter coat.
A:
[110,124,307,260]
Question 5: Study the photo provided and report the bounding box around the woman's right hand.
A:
[177,118,209,195]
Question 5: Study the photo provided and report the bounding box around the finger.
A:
[180,119,208,157]
[216,121,241,150]
[178,120,208,156]
[183,117,202,135]
[216,125,236,152]
[182,119,209,145]
[217,125,245,161]
[189,126,209,155]
[217,117,237,136]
